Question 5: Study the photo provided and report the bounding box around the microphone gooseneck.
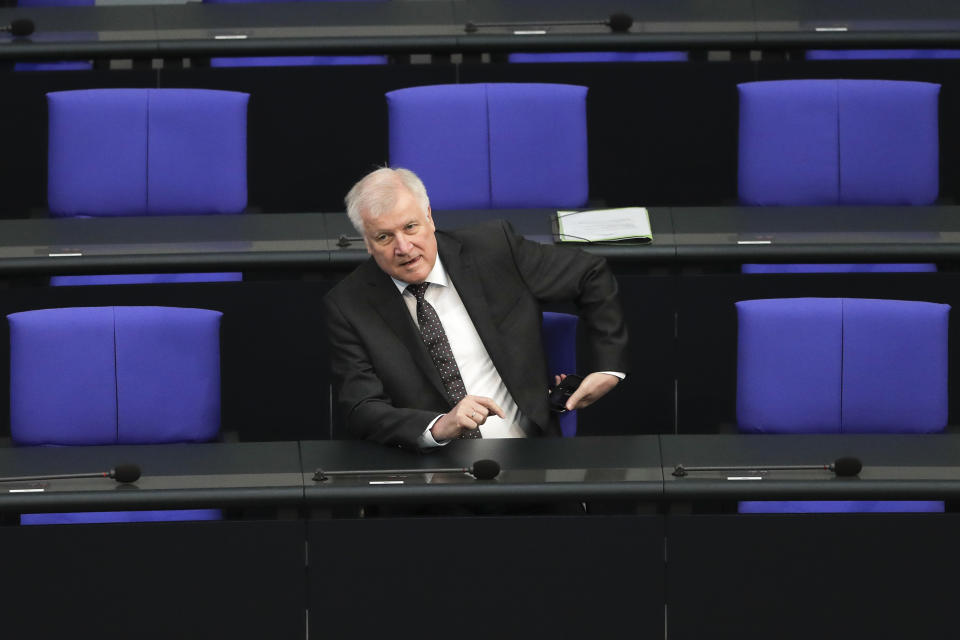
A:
[314,459,501,482]
[0,463,141,484]
[464,13,633,34]
[672,457,863,478]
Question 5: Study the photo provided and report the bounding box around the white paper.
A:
[556,207,652,243]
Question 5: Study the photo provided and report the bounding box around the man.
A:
[325,167,628,448]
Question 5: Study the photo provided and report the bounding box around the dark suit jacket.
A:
[324,219,629,447]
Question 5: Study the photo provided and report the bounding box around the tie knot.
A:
[407,282,429,301]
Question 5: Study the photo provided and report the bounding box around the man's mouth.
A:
[400,256,420,267]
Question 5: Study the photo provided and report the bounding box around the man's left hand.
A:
[564,372,620,411]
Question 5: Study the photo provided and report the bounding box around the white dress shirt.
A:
[392,258,531,446]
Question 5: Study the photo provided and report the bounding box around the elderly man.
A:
[324,167,628,448]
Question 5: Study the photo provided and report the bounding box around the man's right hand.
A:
[431,395,506,441]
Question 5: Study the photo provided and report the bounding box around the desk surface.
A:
[661,433,960,500]
[301,435,663,503]
[0,441,303,511]
[2,435,960,512]
[672,206,960,262]
[0,206,957,275]
[2,0,960,61]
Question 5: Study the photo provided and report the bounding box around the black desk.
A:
[302,434,662,504]
[659,434,960,639]
[3,0,960,62]
[2,206,959,275]
[662,433,960,501]
[2,435,960,637]
[301,436,665,639]
[0,442,306,640]
[671,205,960,264]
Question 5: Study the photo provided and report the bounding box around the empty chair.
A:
[542,311,578,438]
[738,78,939,273]
[736,297,949,513]
[10,306,224,523]
[47,88,248,284]
[388,83,588,210]
[739,79,939,206]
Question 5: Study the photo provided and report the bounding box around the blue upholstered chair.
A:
[203,0,387,67]
[46,89,247,285]
[10,306,224,524]
[738,79,940,273]
[387,83,589,210]
[736,297,949,513]
[542,311,578,438]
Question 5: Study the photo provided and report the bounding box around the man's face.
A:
[361,187,437,284]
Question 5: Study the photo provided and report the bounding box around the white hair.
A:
[345,167,431,235]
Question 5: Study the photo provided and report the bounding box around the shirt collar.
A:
[391,256,449,295]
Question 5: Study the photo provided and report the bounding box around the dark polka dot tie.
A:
[407,282,481,439]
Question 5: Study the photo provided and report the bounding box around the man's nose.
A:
[395,235,413,254]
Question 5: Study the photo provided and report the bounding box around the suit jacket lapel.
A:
[439,232,550,435]
[359,259,448,401]
[437,233,510,378]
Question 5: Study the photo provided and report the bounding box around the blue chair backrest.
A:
[737,297,949,433]
[542,311,578,437]
[387,83,589,210]
[738,79,940,206]
[10,306,223,445]
[10,306,224,524]
[736,297,949,514]
[47,89,249,217]
[47,89,248,284]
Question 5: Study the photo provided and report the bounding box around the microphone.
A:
[465,13,633,34]
[0,463,141,484]
[607,13,634,33]
[1,19,35,37]
[314,459,500,482]
[672,456,862,478]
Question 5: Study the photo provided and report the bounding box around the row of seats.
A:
[43,78,942,282]
[45,79,942,213]
[9,296,947,521]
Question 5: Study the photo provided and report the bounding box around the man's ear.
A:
[362,236,373,255]
[425,206,435,230]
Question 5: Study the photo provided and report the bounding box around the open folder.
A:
[554,207,653,244]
